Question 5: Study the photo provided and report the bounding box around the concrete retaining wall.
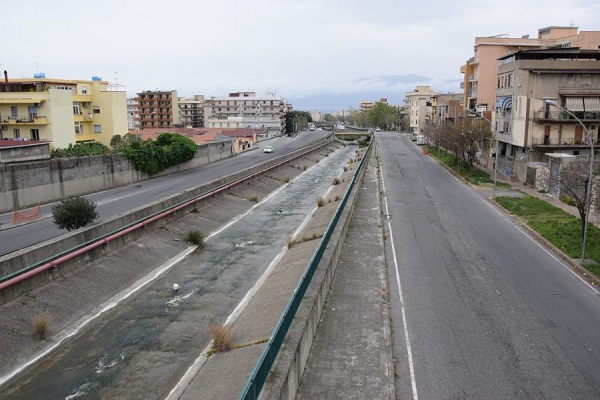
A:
[0,141,235,213]
[259,146,371,400]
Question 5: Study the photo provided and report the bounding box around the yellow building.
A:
[0,73,127,149]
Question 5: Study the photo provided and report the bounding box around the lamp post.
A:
[468,110,496,195]
[545,99,595,264]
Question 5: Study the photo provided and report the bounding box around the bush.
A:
[34,313,51,340]
[51,196,99,231]
[210,324,233,352]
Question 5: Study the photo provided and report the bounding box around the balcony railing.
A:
[1,115,48,124]
[531,136,587,146]
[533,109,600,122]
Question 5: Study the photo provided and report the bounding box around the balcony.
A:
[531,136,588,146]
[1,115,48,125]
[532,109,600,122]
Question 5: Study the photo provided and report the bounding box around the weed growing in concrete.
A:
[210,324,233,352]
[33,313,51,340]
[284,177,290,183]
[287,236,295,248]
[186,229,204,247]
[332,177,340,185]
[249,195,259,203]
[317,197,325,207]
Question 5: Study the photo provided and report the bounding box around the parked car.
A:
[263,145,274,153]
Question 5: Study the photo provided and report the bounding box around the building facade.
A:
[405,86,435,134]
[135,90,180,130]
[203,92,284,133]
[0,73,127,149]
[494,48,600,181]
[178,95,204,128]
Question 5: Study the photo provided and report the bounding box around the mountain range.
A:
[285,74,462,113]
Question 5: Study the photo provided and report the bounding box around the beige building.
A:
[494,48,600,181]
[405,86,435,134]
[178,95,205,128]
[204,92,284,134]
[0,73,127,149]
[135,90,180,130]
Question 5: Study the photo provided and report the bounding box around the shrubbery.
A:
[122,133,197,174]
[51,142,110,158]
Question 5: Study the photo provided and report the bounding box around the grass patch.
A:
[249,194,259,203]
[186,229,204,247]
[495,195,600,277]
[33,313,51,340]
[283,177,290,183]
[210,324,233,352]
[428,147,510,188]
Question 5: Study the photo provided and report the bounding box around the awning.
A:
[495,96,512,110]
[565,97,584,112]
[583,97,600,112]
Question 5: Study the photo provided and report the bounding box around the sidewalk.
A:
[295,160,394,399]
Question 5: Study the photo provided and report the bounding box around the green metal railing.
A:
[238,140,373,400]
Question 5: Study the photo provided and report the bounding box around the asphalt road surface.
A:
[377,132,600,399]
[0,132,327,257]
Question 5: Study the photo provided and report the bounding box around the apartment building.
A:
[204,92,284,134]
[460,26,600,121]
[178,95,205,128]
[135,90,180,130]
[405,86,435,134]
[0,72,127,149]
[430,93,464,127]
[494,48,600,181]
[127,98,137,130]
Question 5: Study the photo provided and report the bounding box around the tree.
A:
[51,196,99,231]
[366,102,397,130]
[110,133,139,152]
[556,158,600,239]
[284,111,312,133]
[446,117,492,168]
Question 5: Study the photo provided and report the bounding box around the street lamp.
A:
[468,110,497,195]
[545,99,595,264]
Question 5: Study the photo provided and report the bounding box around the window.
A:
[11,106,17,116]
[93,106,100,114]
[94,124,102,133]
[30,129,40,140]
[75,122,83,134]
[73,102,81,115]
[14,128,20,138]
[81,86,88,94]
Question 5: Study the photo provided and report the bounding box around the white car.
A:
[263,145,273,153]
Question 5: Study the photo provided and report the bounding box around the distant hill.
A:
[286,75,462,113]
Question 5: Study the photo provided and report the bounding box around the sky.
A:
[3,0,599,111]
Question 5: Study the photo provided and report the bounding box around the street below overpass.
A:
[378,132,600,399]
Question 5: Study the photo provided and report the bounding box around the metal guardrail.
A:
[238,139,373,400]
